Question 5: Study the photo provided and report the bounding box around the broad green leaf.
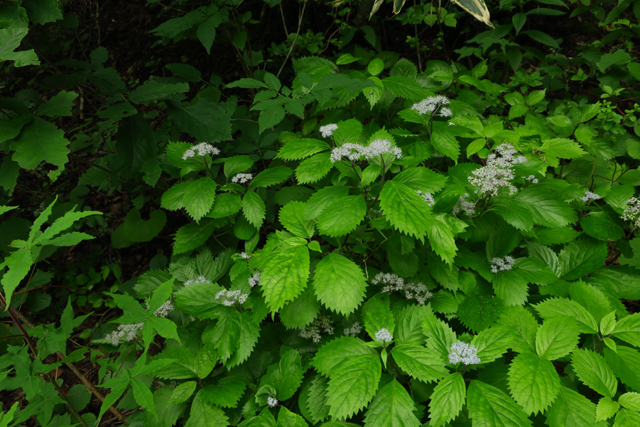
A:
[363,380,420,427]
[586,266,640,301]
[422,316,457,361]
[173,220,217,255]
[535,297,598,334]
[161,181,191,211]
[296,153,333,184]
[515,186,576,228]
[280,287,321,329]
[545,386,596,427]
[499,306,538,354]
[428,253,458,291]
[492,269,529,306]
[458,293,503,332]
[605,346,640,392]
[209,193,242,219]
[380,181,429,240]
[0,27,39,67]
[391,344,448,383]
[522,30,560,49]
[429,373,466,427]
[596,397,620,422]
[572,349,617,398]
[11,117,70,181]
[314,336,376,376]
[168,98,232,142]
[169,382,198,405]
[431,126,460,162]
[381,76,430,100]
[313,253,367,315]
[279,201,315,239]
[201,376,247,408]
[175,278,224,318]
[277,407,308,427]
[182,178,217,222]
[277,139,330,160]
[541,138,586,159]
[393,167,448,193]
[426,214,458,265]
[619,393,640,412]
[227,314,260,367]
[569,281,612,323]
[467,380,532,427]
[129,79,189,104]
[581,214,625,241]
[507,352,560,414]
[224,155,254,178]
[332,119,363,146]
[184,391,229,427]
[614,313,640,349]
[36,91,78,116]
[362,293,395,341]
[250,166,293,188]
[558,238,607,281]
[131,378,157,419]
[535,318,580,360]
[261,245,310,312]
[316,195,366,237]
[1,248,32,308]
[395,305,432,346]
[259,349,305,401]
[304,186,351,220]
[305,375,331,424]
[471,325,513,365]
[614,408,640,427]
[243,191,266,228]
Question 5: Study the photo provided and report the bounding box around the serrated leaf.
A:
[569,281,612,323]
[499,306,538,354]
[184,391,229,427]
[596,397,620,422]
[422,316,457,361]
[382,76,430,100]
[129,79,189,104]
[515,187,576,228]
[362,293,395,342]
[471,325,513,365]
[277,406,308,427]
[261,245,310,312]
[541,138,586,159]
[619,393,640,412]
[304,186,350,219]
[393,167,448,193]
[279,201,315,239]
[202,376,247,408]
[572,349,617,398]
[36,91,79,117]
[431,128,460,162]
[391,344,448,383]
[316,195,366,237]
[169,98,232,142]
[306,376,331,424]
[426,214,458,265]
[614,408,640,427]
[535,297,598,334]
[313,253,367,315]
[535,318,580,360]
[173,220,217,255]
[395,305,432,346]
[558,238,607,281]
[363,380,420,427]
[429,373,466,427]
[581,214,625,241]
[545,386,596,427]
[605,346,640,392]
[468,380,532,427]
[182,178,217,222]
[280,287,321,329]
[296,153,334,184]
[612,313,640,348]
[260,349,305,401]
[380,181,429,240]
[507,352,560,414]
[458,293,503,332]
[250,166,293,188]
[492,269,529,306]
[243,191,266,228]
[169,381,197,405]
[278,139,330,160]
[209,193,242,219]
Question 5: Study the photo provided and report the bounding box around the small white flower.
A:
[416,190,435,206]
[215,289,249,306]
[452,193,476,216]
[621,197,640,228]
[267,396,279,407]
[375,328,393,344]
[490,255,515,274]
[581,191,601,202]
[300,316,334,343]
[182,142,220,160]
[231,173,253,184]
[248,272,261,288]
[373,272,432,305]
[344,322,362,336]
[154,301,174,318]
[330,139,402,163]
[468,144,526,196]
[448,341,481,365]
[411,95,451,116]
[240,252,251,259]
[320,123,338,138]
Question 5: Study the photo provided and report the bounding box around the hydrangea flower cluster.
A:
[372,272,433,305]
[267,396,279,408]
[490,255,515,274]
[231,173,253,184]
[448,341,481,365]
[416,190,435,206]
[452,193,476,216]
[330,139,402,163]
[300,315,334,343]
[411,95,452,117]
[104,301,175,346]
[375,328,393,344]
[215,289,249,306]
[523,175,539,184]
[182,142,220,160]
[621,197,640,228]
[469,144,527,196]
[240,252,251,259]
[184,275,210,286]
[343,322,363,336]
[320,123,338,138]
[581,191,601,202]
[248,272,261,288]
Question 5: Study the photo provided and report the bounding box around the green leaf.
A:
[515,187,576,228]
[11,117,70,181]
[259,348,305,401]
[558,238,607,281]
[521,30,560,48]
[392,344,448,383]
[541,138,586,159]
[243,191,266,228]
[169,381,198,405]
[182,178,217,222]
[317,195,366,237]
[468,380,532,427]
[0,248,32,308]
[431,126,460,162]
[458,293,503,332]
[305,375,331,424]
[36,91,78,117]
[209,193,242,219]
[363,380,420,427]
[508,352,560,414]
[380,181,429,240]
[614,408,640,427]
[261,245,310,312]
[545,386,597,427]
[250,166,293,188]
[426,214,458,265]
[605,346,640,392]
[569,281,612,323]
[586,266,640,301]
[278,139,330,160]
[279,201,315,239]
[381,76,430,100]
[493,198,534,231]
[395,304,432,346]
[619,393,640,412]
[535,297,598,334]
[572,349,617,398]
[173,220,217,255]
[304,186,350,219]
[0,27,39,67]
[499,306,538,354]
[197,16,218,54]
[184,391,229,427]
[129,79,189,104]
[176,280,224,318]
[169,98,232,142]
[362,293,395,341]
[24,0,63,24]
[492,269,529,306]
[429,373,466,427]
[224,155,254,178]
[280,287,321,329]
[313,253,367,315]
[296,153,334,184]
[131,378,157,419]
[581,214,625,241]
[277,407,308,427]
[422,316,457,362]
[596,397,620,422]
[536,318,580,360]
[471,325,513,365]
[613,313,640,349]
[393,167,448,193]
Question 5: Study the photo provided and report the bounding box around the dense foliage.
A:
[1,0,640,426]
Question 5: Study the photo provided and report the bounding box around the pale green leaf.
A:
[507,352,560,414]
[619,393,640,412]
[569,281,612,323]
[296,153,334,184]
[313,253,367,315]
[596,397,620,422]
[250,166,293,188]
[393,167,448,193]
[325,354,381,420]
[182,178,217,222]
[243,191,266,228]
[422,316,457,361]
[279,201,315,239]
[535,318,580,360]
[535,297,598,334]
[391,344,448,383]
[614,408,640,427]
[304,186,350,220]
[545,386,596,427]
[467,380,532,427]
[277,407,308,427]
[499,306,538,354]
[572,349,618,398]
[316,195,366,237]
[277,139,330,160]
[362,293,395,341]
[429,373,466,427]
[259,348,305,401]
[261,245,310,312]
[426,214,458,265]
[395,304,432,346]
[613,313,640,348]
[209,193,242,219]
[604,346,640,392]
[363,380,420,427]
[380,181,429,240]
[471,325,513,365]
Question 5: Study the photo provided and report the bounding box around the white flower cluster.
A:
[343,322,363,336]
[300,316,334,343]
[267,396,279,407]
[320,123,338,138]
[240,252,251,259]
[215,289,249,306]
[375,328,393,344]
[581,191,601,202]
[248,272,261,288]
[372,272,433,305]
[448,341,481,365]
[468,144,527,196]
[452,193,476,217]
[416,190,435,206]
[490,256,515,274]
[184,275,210,286]
[621,197,640,228]
[231,173,253,184]
[411,95,452,117]
[523,175,539,184]
[330,139,402,163]
[182,142,220,160]
[104,300,174,346]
